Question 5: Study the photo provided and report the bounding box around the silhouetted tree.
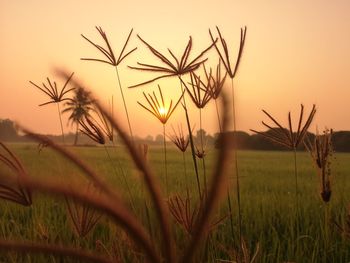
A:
[0,119,18,141]
[62,87,94,145]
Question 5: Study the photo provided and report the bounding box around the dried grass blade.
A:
[56,70,174,263]
[182,93,232,262]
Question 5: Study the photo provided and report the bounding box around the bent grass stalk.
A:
[58,71,175,262]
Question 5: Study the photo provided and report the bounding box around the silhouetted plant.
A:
[65,183,102,238]
[209,26,247,252]
[81,26,136,138]
[29,72,74,143]
[129,35,218,196]
[0,142,32,206]
[168,194,226,237]
[128,35,217,88]
[304,128,333,203]
[138,85,184,195]
[184,70,213,197]
[251,104,316,260]
[204,60,227,132]
[79,116,106,145]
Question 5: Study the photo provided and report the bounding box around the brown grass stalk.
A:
[181,93,232,262]
[0,142,32,206]
[21,178,160,263]
[56,70,174,263]
[128,35,217,88]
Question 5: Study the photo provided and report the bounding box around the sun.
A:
[159,107,168,116]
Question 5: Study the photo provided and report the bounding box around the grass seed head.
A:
[0,142,32,206]
[29,72,75,106]
[137,85,184,124]
[251,104,316,150]
[81,26,136,67]
[128,35,217,88]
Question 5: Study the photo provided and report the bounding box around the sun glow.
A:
[159,107,168,116]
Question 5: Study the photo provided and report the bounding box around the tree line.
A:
[2,118,350,152]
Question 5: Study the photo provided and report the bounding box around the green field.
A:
[1,143,350,262]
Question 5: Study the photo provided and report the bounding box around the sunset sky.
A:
[1,0,350,138]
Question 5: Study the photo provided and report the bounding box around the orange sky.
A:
[1,0,350,137]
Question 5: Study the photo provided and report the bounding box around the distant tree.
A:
[145,135,153,142]
[332,131,350,152]
[195,129,207,141]
[0,119,18,141]
[215,131,250,149]
[155,134,164,143]
[62,87,94,145]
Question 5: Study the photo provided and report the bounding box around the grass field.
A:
[1,143,350,262]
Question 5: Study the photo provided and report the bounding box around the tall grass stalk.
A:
[231,78,243,252]
[163,124,169,195]
[179,77,201,200]
[199,108,208,197]
[104,145,135,211]
[115,66,133,139]
[181,94,232,262]
[293,147,300,260]
[57,103,65,144]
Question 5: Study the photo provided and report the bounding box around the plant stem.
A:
[227,189,235,241]
[179,76,201,200]
[163,124,168,196]
[104,145,135,212]
[231,78,242,252]
[293,148,299,206]
[56,102,65,144]
[293,147,299,260]
[115,66,133,140]
[199,108,207,198]
[183,152,190,199]
[324,202,329,259]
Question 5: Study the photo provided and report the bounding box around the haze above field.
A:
[1,0,350,137]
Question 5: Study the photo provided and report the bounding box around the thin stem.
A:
[227,189,235,241]
[231,78,242,255]
[163,124,168,196]
[179,76,201,200]
[324,202,329,260]
[214,99,222,133]
[115,66,133,140]
[293,148,298,205]
[200,108,207,197]
[57,102,65,144]
[293,148,299,260]
[182,151,189,199]
[104,145,135,211]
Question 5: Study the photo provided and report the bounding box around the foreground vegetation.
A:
[1,143,350,262]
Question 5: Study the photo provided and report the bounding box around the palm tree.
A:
[62,87,94,145]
